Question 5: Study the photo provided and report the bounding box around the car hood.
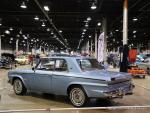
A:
[82,70,132,81]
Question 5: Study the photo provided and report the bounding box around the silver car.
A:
[138,56,150,75]
[8,56,134,107]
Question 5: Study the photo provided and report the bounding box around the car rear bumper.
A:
[84,83,134,99]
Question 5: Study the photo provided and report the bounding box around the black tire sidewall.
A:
[13,79,26,95]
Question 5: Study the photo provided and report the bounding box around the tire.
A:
[147,68,150,75]
[13,79,27,95]
[69,87,88,107]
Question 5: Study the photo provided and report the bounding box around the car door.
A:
[30,58,55,93]
[51,58,69,95]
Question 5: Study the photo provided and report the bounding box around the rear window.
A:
[77,59,104,71]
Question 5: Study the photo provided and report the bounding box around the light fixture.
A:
[34,16,39,20]
[82,32,85,35]
[133,30,137,34]
[47,28,50,32]
[0,18,2,26]
[87,17,92,21]
[85,23,89,27]
[97,22,101,26]
[42,22,45,27]
[91,3,97,10]
[51,31,54,35]
[20,1,27,9]
[5,30,10,34]
[89,35,92,38]
[83,29,87,32]
[115,29,119,32]
[23,35,27,39]
[81,35,84,38]
[133,35,136,38]
[9,27,13,31]
[59,30,62,33]
[44,5,50,11]
[133,18,138,21]
[10,37,13,40]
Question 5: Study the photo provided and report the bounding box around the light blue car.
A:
[8,56,134,107]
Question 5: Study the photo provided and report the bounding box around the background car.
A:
[15,55,29,65]
[8,56,134,107]
[138,56,150,75]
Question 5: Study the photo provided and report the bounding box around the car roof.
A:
[41,56,95,60]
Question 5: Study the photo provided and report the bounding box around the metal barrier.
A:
[1,106,150,113]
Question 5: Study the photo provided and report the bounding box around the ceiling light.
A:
[115,29,119,32]
[20,1,27,9]
[85,23,89,27]
[9,27,13,31]
[10,37,13,40]
[23,35,27,39]
[44,5,50,11]
[133,18,138,21]
[5,30,10,34]
[91,3,97,10]
[83,29,87,32]
[51,31,54,35]
[0,18,2,26]
[34,16,39,20]
[133,35,136,38]
[97,22,101,26]
[82,32,85,35]
[133,30,137,33]
[89,35,92,38]
[47,28,50,32]
[59,30,62,33]
[81,35,84,38]
[42,22,45,27]
[87,17,92,21]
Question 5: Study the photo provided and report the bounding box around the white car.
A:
[138,57,150,75]
[15,56,29,65]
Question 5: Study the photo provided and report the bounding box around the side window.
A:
[37,58,55,71]
[55,59,68,72]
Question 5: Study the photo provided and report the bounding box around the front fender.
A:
[10,75,27,88]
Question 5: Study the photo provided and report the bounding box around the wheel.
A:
[13,79,27,95]
[147,68,150,75]
[69,87,88,107]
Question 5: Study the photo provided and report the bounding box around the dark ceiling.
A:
[0,0,150,51]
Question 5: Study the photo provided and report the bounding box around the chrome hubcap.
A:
[70,88,85,106]
[14,80,22,94]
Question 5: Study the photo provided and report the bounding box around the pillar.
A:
[86,41,89,54]
[102,17,107,61]
[123,0,128,45]
[0,35,1,59]
[90,39,93,52]
[95,31,98,59]
[16,39,19,52]
[27,40,29,53]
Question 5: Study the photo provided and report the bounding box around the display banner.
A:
[98,32,104,62]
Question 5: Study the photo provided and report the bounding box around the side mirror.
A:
[32,67,35,72]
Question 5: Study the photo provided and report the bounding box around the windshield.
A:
[144,57,150,63]
[77,59,104,71]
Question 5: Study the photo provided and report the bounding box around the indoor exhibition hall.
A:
[0,0,150,113]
